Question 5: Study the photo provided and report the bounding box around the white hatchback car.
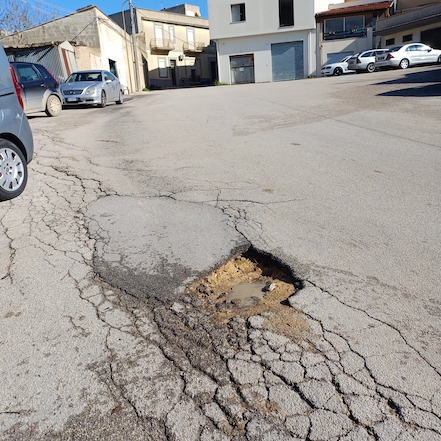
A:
[375,43,441,69]
[321,55,353,76]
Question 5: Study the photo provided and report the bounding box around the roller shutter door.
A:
[271,41,304,82]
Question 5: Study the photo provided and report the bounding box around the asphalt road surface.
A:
[1,65,440,440]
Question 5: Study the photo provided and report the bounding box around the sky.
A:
[27,0,208,19]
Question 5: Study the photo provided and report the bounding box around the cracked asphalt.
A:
[1,66,440,440]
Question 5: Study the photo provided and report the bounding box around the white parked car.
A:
[321,55,353,76]
[375,43,441,69]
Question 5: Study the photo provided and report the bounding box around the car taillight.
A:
[356,59,361,64]
[9,66,24,109]
[386,54,394,60]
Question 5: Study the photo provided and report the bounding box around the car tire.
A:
[437,55,441,64]
[99,91,107,108]
[0,139,28,201]
[399,58,409,69]
[45,94,62,117]
[116,90,124,105]
[333,67,343,76]
[366,63,375,73]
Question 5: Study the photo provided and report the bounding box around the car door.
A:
[13,63,45,113]
[405,44,422,64]
[103,71,118,101]
[419,44,437,63]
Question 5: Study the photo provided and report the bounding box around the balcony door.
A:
[187,28,195,50]
[154,24,163,46]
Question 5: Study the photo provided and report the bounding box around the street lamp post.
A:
[129,0,141,92]
[121,0,134,93]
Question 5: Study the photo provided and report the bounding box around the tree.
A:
[0,0,62,36]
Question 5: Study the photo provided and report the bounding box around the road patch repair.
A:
[84,195,305,326]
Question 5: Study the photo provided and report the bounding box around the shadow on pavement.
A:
[376,67,441,97]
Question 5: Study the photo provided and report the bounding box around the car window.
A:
[406,45,418,52]
[86,72,102,81]
[35,65,52,79]
[16,65,41,82]
[104,71,117,82]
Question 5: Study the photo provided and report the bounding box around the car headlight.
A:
[84,86,97,95]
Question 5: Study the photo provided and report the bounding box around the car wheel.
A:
[333,67,343,76]
[45,94,62,117]
[399,58,409,69]
[366,63,375,73]
[99,91,107,108]
[438,55,441,64]
[0,139,28,201]
[116,90,124,105]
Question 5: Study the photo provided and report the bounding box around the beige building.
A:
[110,4,217,89]
[0,6,135,92]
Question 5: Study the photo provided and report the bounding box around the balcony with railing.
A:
[183,41,206,54]
[324,28,367,40]
[376,3,441,33]
[150,39,175,52]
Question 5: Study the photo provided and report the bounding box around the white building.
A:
[207,0,342,83]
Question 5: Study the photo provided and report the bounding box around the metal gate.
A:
[271,41,304,82]
[230,54,255,84]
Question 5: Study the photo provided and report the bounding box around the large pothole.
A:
[186,248,309,339]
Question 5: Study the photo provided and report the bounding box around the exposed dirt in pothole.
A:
[186,248,311,339]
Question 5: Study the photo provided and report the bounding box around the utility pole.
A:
[129,0,141,91]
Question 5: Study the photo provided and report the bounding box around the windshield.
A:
[66,72,102,83]
[389,46,402,53]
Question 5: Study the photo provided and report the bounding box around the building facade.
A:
[375,0,441,49]
[0,6,135,91]
[316,0,393,66]
[206,0,340,84]
[110,5,216,89]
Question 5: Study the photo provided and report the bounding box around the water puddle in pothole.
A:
[226,282,267,307]
[186,248,310,339]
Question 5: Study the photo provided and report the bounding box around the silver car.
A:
[375,43,441,69]
[60,70,124,108]
[347,49,388,73]
[0,44,34,201]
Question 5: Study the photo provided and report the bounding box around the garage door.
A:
[421,27,441,50]
[271,41,304,82]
